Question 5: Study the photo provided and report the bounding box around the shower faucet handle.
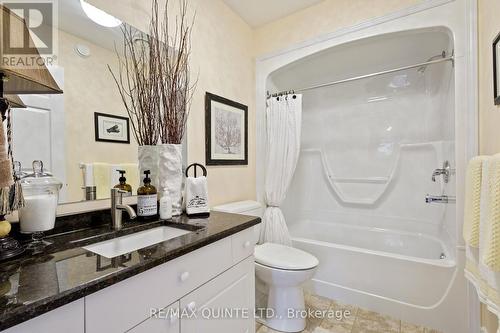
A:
[425,194,456,204]
[431,161,452,183]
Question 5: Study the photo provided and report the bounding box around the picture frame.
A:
[205,92,248,165]
[94,112,130,144]
[493,32,500,105]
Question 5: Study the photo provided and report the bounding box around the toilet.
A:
[212,200,319,333]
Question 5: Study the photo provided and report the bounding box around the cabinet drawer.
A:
[232,227,255,264]
[180,256,255,333]
[2,300,84,333]
[127,302,179,333]
[85,237,232,333]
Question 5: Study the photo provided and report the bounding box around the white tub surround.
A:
[260,95,302,246]
[256,1,478,332]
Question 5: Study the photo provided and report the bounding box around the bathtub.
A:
[289,220,456,308]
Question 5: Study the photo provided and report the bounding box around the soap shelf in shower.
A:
[328,176,389,184]
[301,142,443,205]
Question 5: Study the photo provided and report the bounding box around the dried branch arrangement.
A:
[108,25,160,146]
[109,0,196,146]
[154,0,197,145]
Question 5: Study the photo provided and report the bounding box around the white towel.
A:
[81,163,94,187]
[185,176,209,216]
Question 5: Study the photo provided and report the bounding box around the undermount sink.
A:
[83,226,191,258]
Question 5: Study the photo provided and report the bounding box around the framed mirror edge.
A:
[493,31,500,105]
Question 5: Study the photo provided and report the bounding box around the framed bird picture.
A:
[94,112,130,144]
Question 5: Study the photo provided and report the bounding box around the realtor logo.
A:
[0,0,58,68]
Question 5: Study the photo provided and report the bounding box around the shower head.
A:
[417,51,447,74]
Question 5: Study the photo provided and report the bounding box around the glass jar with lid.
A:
[19,160,62,234]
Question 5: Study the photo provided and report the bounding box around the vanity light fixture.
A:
[80,0,122,28]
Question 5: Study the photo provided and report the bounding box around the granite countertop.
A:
[0,210,260,331]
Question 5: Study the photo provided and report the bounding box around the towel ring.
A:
[185,163,207,178]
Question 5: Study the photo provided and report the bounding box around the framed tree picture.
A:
[205,92,248,165]
[94,112,130,144]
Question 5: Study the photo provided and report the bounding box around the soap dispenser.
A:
[114,170,132,196]
[137,170,158,219]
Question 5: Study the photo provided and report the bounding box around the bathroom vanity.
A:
[0,211,259,333]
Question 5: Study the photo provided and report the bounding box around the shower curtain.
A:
[260,94,302,246]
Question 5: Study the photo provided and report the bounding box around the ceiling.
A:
[222,0,324,28]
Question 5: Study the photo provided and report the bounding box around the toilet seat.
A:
[254,243,319,271]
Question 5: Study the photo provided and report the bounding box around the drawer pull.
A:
[180,271,190,282]
[244,241,251,248]
[186,301,196,312]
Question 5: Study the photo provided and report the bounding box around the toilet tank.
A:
[212,200,263,243]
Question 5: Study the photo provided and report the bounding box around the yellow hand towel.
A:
[482,155,500,271]
[463,156,486,247]
[93,163,111,200]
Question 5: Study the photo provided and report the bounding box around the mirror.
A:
[11,0,186,204]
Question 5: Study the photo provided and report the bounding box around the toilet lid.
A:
[254,243,319,271]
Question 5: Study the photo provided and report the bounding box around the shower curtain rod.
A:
[267,55,454,99]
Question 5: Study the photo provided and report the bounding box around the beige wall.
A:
[478,0,500,155]
[481,303,498,333]
[253,0,422,56]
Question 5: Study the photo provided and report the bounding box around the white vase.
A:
[158,144,183,216]
[138,145,159,190]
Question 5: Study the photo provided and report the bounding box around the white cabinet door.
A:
[13,67,67,202]
[127,302,179,333]
[180,256,255,333]
[1,299,84,333]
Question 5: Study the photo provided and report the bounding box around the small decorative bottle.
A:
[137,170,158,219]
[114,170,132,196]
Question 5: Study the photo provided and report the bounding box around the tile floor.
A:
[255,293,441,333]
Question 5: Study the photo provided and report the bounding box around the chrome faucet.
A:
[431,161,452,183]
[111,188,137,230]
[425,194,456,204]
